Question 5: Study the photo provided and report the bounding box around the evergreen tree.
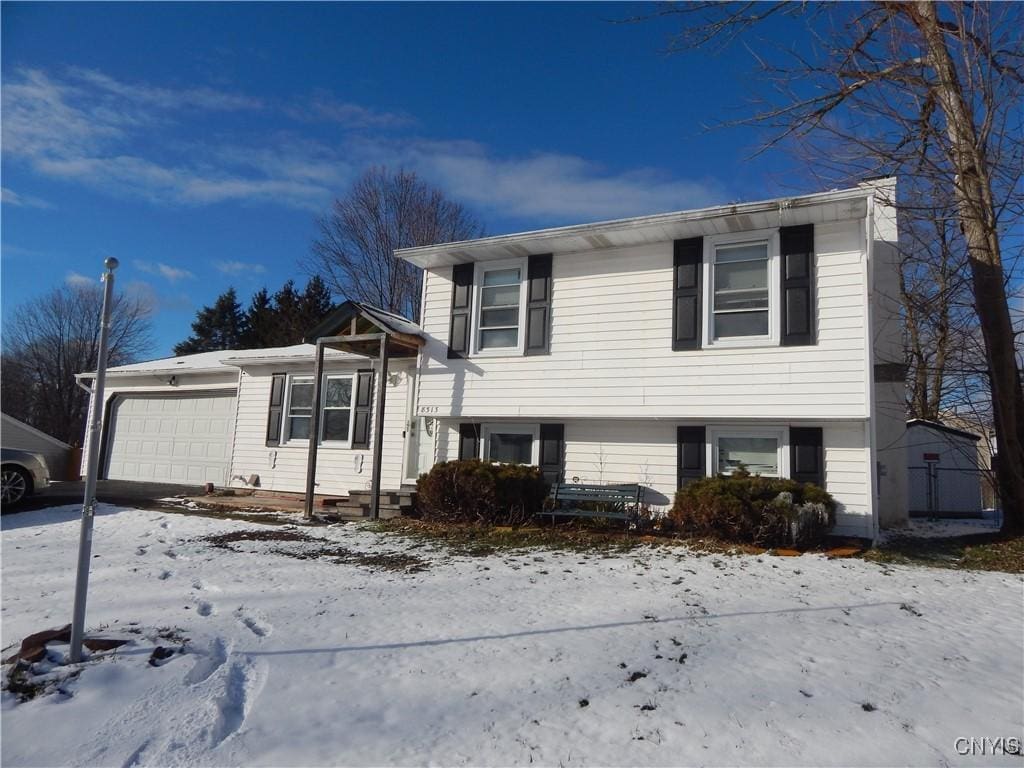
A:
[240,288,276,348]
[173,288,245,355]
[300,275,334,329]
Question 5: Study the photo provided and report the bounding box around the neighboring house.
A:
[78,180,908,539]
[906,419,985,517]
[1,412,72,480]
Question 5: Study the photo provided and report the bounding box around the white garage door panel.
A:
[106,393,236,485]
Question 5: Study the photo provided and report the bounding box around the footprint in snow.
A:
[234,608,272,638]
[157,570,173,581]
[184,638,228,686]
[196,600,215,617]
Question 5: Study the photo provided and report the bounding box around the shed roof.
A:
[906,419,982,442]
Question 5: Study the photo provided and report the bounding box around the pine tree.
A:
[173,288,245,355]
[240,288,276,349]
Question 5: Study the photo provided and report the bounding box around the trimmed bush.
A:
[416,460,549,526]
[667,468,835,547]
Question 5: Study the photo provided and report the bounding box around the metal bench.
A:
[544,483,645,526]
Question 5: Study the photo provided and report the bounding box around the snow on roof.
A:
[78,344,361,378]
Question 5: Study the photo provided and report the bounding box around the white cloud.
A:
[65,271,96,287]
[68,67,262,112]
[134,260,195,282]
[285,91,413,129]
[1,187,53,209]
[214,260,267,275]
[1,66,727,223]
[400,141,724,222]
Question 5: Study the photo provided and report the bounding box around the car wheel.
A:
[1,466,31,506]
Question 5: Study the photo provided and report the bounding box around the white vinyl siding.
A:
[418,220,869,420]
[227,363,411,496]
[435,418,873,538]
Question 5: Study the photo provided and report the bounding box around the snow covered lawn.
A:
[2,505,1022,767]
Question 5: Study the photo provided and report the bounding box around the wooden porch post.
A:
[303,340,326,520]
[369,335,390,520]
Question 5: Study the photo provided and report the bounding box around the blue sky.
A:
[2,3,855,355]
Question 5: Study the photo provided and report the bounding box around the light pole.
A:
[69,256,118,664]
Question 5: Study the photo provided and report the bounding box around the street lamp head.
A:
[104,257,119,271]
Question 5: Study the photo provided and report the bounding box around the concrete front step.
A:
[346,490,414,507]
[329,502,406,520]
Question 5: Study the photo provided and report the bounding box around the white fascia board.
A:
[395,184,881,268]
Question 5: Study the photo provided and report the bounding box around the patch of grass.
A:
[368,518,762,557]
[200,528,428,573]
[864,533,1023,573]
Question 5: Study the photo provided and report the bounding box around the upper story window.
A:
[284,374,354,445]
[705,231,781,347]
[474,260,526,355]
[713,242,769,338]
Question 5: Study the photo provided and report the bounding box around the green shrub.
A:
[415,460,549,526]
[667,468,835,547]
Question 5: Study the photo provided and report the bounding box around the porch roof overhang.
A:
[305,300,424,357]
[394,184,880,269]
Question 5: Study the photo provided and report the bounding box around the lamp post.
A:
[69,257,118,664]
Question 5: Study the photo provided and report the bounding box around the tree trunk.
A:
[912,2,1024,534]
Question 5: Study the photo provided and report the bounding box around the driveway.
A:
[6,479,204,514]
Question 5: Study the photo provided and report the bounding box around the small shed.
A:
[1,412,72,480]
[906,419,985,517]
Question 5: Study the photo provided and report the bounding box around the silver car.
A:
[1,448,50,506]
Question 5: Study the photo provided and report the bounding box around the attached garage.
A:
[104,391,237,485]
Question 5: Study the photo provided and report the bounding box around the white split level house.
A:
[77,180,909,539]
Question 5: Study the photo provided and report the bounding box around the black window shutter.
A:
[790,427,824,487]
[539,423,564,483]
[448,263,474,359]
[458,423,480,461]
[265,373,286,446]
[677,426,706,488]
[780,224,815,346]
[672,238,703,350]
[351,369,374,448]
[525,254,553,356]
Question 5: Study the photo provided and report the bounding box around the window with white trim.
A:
[321,376,353,442]
[474,260,526,354]
[481,424,540,465]
[713,242,769,338]
[710,427,787,477]
[705,231,780,346]
[285,376,314,440]
[284,374,355,445]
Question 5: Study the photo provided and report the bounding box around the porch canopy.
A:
[302,301,424,519]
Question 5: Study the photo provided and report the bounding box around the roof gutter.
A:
[395,185,878,265]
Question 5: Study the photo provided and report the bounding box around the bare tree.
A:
[649,1,1024,533]
[2,283,154,444]
[308,167,484,322]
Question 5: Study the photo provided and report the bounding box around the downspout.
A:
[864,196,882,544]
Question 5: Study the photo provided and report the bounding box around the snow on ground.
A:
[2,505,1021,767]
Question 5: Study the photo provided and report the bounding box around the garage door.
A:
[105,392,236,485]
